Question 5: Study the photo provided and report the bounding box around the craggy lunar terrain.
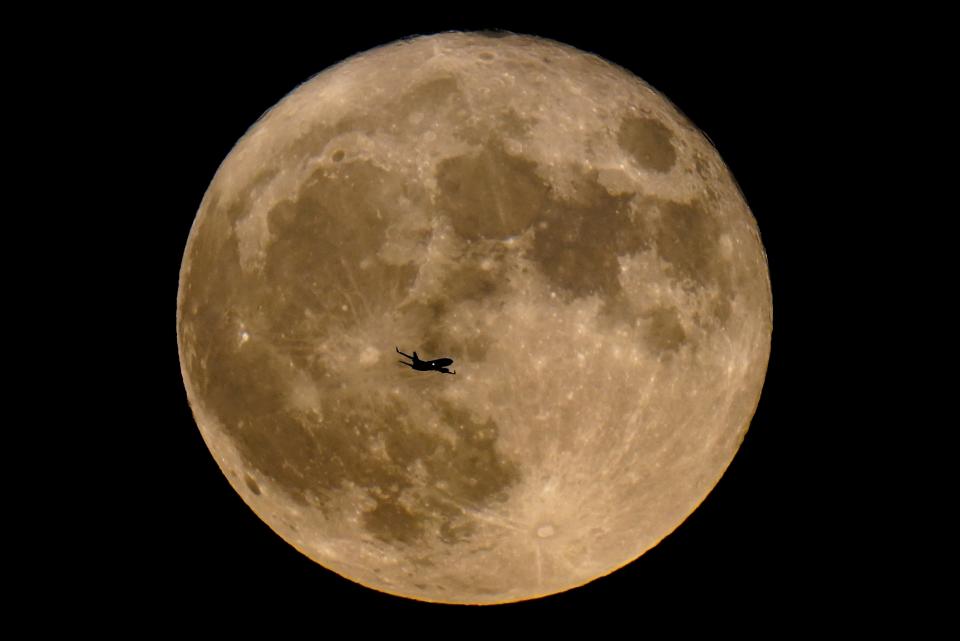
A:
[177,32,772,604]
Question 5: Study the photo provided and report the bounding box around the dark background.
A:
[71,7,904,628]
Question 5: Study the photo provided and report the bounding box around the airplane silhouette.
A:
[396,347,456,375]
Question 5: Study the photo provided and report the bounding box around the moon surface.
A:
[177,32,772,604]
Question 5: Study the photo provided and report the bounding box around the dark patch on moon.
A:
[180,157,426,404]
[529,172,640,306]
[630,196,738,333]
[287,122,335,164]
[436,142,550,242]
[618,116,677,173]
[178,213,242,397]
[264,160,420,328]
[215,168,282,228]
[396,77,463,117]
[497,109,538,139]
[642,307,687,352]
[245,474,261,496]
[439,518,476,545]
[645,198,735,322]
[179,154,526,534]
[649,200,718,286]
[435,402,518,503]
[189,351,521,545]
[364,494,424,544]
[359,400,520,545]
[438,240,512,305]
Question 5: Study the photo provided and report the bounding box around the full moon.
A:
[177,32,771,604]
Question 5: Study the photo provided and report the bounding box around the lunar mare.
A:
[177,33,771,604]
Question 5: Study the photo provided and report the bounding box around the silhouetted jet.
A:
[396,347,456,375]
